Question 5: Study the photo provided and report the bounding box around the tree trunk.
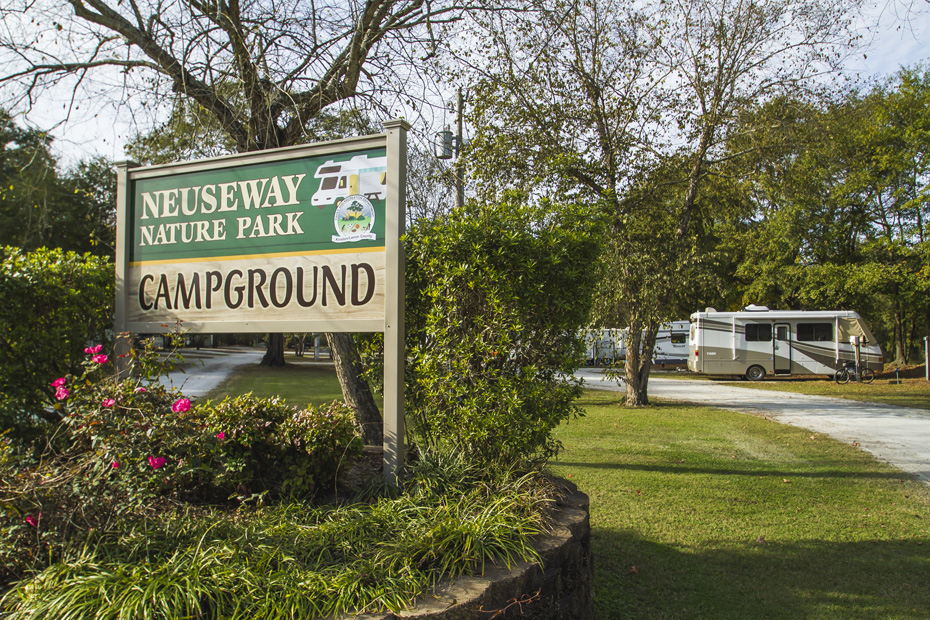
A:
[623,323,658,407]
[894,307,907,367]
[261,333,286,366]
[327,332,384,446]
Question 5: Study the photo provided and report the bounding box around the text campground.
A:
[137,263,376,311]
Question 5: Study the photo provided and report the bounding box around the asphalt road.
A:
[576,368,930,484]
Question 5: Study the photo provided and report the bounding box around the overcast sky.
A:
[17,0,930,169]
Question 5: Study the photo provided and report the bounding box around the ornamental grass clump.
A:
[1,448,548,618]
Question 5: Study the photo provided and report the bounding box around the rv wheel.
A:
[745,365,766,381]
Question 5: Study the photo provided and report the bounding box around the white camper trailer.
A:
[582,328,624,366]
[652,320,690,365]
[687,306,883,380]
[581,321,689,366]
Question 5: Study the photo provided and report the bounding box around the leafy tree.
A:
[56,157,117,256]
[404,196,604,467]
[729,70,930,364]
[0,110,60,251]
[0,111,116,257]
[465,0,857,403]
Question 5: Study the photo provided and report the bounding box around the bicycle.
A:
[834,360,875,384]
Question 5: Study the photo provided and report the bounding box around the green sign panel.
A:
[129,147,387,263]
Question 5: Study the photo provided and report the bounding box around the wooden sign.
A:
[114,120,409,485]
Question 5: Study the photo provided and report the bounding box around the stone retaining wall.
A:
[353,481,592,620]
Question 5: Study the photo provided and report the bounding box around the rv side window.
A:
[797,323,832,342]
[670,333,687,345]
[338,177,347,189]
[745,323,772,342]
[321,177,338,190]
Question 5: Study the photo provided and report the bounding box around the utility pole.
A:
[436,88,466,208]
[455,88,465,210]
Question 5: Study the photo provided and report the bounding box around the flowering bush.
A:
[0,345,362,585]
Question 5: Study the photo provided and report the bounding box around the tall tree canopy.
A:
[0,110,115,255]
[1,0,473,151]
[726,68,930,365]
[464,0,859,404]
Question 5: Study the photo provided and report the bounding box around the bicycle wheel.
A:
[861,368,875,384]
[834,368,850,384]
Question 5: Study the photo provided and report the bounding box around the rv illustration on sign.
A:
[311,154,387,207]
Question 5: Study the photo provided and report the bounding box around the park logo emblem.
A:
[332,194,377,243]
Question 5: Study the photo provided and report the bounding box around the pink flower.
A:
[102,398,115,408]
[171,398,191,413]
[216,432,225,440]
[111,461,119,469]
[134,387,147,393]
[91,354,108,365]
[25,515,38,527]
[51,377,66,388]
[147,455,167,470]
[84,345,103,355]
[55,386,70,401]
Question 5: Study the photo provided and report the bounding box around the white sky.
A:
[16,0,930,169]
[845,0,930,81]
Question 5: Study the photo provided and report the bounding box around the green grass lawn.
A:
[203,363,930,619]
[202,358,349,409]
[552,389,930,620]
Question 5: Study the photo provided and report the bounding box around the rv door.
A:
[773,323,791,375]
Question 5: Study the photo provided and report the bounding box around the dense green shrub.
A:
[0,247,113,439]
[0,346,362,585]
[403,197,604,468]
[197,393,362,499]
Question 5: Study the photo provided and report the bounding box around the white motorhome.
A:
[311,155,387,207]
[581,321,690,366]
[687,306,883,380]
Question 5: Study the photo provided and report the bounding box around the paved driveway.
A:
[576,369,930,484]
[162,347,265,397]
